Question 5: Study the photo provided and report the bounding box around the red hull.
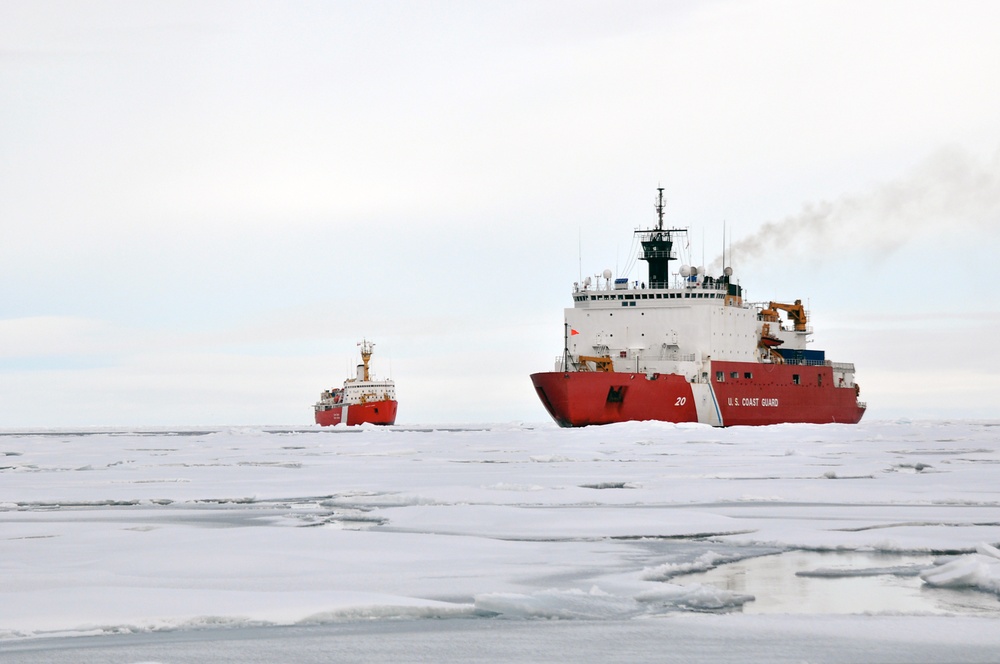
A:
[531,371,698,427]
[315,400,397,426]
[532,362,865,427]
[711,361,865,426]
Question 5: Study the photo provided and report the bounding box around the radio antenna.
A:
[655,186,665,230]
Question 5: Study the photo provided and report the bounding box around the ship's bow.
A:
[531,371,698,427]
[531,372,574,427]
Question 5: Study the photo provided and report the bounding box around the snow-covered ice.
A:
[1,420,999,661]
[920,542,1000,594]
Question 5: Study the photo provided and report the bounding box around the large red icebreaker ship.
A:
[531,189,866,427]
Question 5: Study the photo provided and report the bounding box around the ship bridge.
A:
[563,273,761,377]
[571,275,740,309]
[572,284,729,307]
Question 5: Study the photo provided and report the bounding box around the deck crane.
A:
[759,300,808,332]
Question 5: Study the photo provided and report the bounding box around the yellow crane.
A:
[760,300,808,332]
[576,355,614,372]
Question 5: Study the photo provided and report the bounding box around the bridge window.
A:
[744,372,752,379]
[792,374,800,385]
[730,371,739,379]
[715,371,724,382]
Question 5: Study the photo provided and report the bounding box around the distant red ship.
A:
[314,340,397,426]
[531,188,866,427]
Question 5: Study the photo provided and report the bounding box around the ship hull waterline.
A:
[532,363,865,428]
[314,399,398,427]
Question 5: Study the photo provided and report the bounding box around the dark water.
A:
[4,616,1000,664]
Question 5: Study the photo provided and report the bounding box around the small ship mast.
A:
[358,339,374,381]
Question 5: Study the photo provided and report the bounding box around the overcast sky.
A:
[2,0,999,426]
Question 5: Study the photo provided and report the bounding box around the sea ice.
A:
[1,420,999,658]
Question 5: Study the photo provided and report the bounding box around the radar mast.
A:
[637,187,686,288]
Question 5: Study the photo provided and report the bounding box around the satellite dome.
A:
[680,265,691,277]
[603,269,613,279]
[724,267,733,277]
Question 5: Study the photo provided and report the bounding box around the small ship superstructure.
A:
[530,188,866,427]
[314,340,397,426]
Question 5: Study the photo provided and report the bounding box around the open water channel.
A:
[678,550,1000,615]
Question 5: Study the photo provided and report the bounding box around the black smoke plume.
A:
[712,146,1000,272]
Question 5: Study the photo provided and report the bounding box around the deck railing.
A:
[555,352,697,371]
